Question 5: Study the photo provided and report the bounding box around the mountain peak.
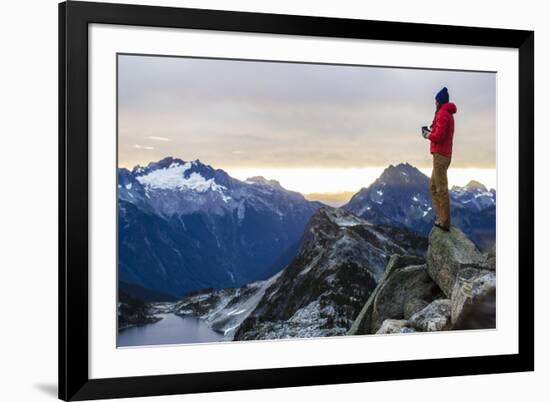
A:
[451,180,489,193]
[246,175,268,182]
[131,157,213,176]
[129,157,228,195]
[377,162,427,186]
[465,180,488,192]
[382,162,418,174]
[149,156,184,169]
[246,176,282,188]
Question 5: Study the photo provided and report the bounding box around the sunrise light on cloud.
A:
[226,167,496,194]
[118,54,496,196]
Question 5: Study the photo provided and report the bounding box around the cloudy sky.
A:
[118,54,496,193]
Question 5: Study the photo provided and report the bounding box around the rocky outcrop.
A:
[376,319,414,334]
[349,226,496,335]
[369,263,441,332]
[404,298,429,320]
[451,267,496,329]
[427,227,489,297]
[408,299,452,331]
[347,254,437,335]
[428,227,496,328]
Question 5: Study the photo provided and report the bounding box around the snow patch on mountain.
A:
[324,208,365,227]
[136,161,227,195]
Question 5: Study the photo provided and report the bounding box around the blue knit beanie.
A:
[435,87,449,104]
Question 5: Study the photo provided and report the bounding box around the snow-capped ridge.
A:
[135,160,227,195]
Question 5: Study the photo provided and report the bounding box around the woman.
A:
[424,87,457,231]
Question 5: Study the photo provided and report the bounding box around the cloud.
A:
[118,55,496,170]
[133,144,155,150]
[147,136,172,142]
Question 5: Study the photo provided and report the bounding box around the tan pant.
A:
[429,153,451,227]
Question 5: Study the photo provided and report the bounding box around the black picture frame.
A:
[59,1,534,400]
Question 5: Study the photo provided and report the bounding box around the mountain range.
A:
[118,158,495,300]
[343,163,496,249]
[118,157,322,298]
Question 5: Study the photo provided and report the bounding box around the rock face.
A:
[451,267,496,329]
[349,226,496,335]
[376,319,414,334]
[404,298,429,320]
[408,299,452,331]
[348,254,437,334]
[370,263,442,333]
[427,227,489,298]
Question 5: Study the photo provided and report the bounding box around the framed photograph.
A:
[59,1,534,400]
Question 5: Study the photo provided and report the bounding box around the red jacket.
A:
[428,102,457,158]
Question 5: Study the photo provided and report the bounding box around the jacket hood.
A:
[440,102,457,114]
